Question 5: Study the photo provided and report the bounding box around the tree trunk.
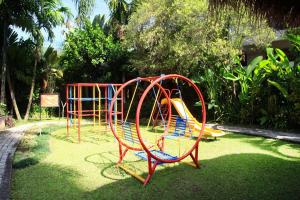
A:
[24,48,39,120]
[122,71,125,82]
[1,21,7,104]
[6,68,21,120]
[233,81,236,97]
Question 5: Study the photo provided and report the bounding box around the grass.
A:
[11,125,300,200]
[13,126,64,169]
[14,117,63,127]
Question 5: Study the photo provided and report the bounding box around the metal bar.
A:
[73,85,76,128]
[121,87,124,122]
[77,85,81,143]
[66,85,69,136]
[93,85,95,126]
[105,86,107,124]
[118,164,145,183]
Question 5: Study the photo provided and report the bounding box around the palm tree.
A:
[23,0,71,120]
[104,0,128,40]
[92,14,110,34]
[106,0,129,24]
[0,0,43,120]
[72,0,95,26]
[0,0,36,105]
[106,0,140,39]
[41,46,63,93]
[4,28,22,120]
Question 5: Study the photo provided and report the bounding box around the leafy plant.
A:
[125,0,275,76]
[0,103,7,116]
[61,21,126,82]
[223,56,263,104]
[224,44,300,128]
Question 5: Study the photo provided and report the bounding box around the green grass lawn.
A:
[14,118,63,127]
[11,125,300,200]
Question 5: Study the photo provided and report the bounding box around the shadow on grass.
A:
[52,128,114,145]
[12,163,84,199]
[12,153,300,200]
[224,133,300,160]
[84,151,146,181]
[83,153,300,200]
[13,126,65,169]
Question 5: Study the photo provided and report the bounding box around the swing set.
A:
[109,74,207,185]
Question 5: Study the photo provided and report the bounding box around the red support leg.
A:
[118,143,129,164]
[189,144,200,168]
[143,153,158,186]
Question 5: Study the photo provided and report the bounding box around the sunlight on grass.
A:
[11,125,300,200]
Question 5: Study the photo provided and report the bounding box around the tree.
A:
[72,0,95,26]
[0,0,36,105]
[107,0,128,24]
[92,14,110,35]
[125,0,275,122]
[6,38,36,120]
[23,0,71,120]
[4,28,23,120]
[106,0,141,39]
[125,0,275,75]
[0,0,40,118]
[61,21,125,83]
[40,46,63,93]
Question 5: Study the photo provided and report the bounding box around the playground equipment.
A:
[109,74,206,185]
[160,98,225,139]
[66,83,124,142]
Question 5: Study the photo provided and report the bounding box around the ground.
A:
[11,125,300,200]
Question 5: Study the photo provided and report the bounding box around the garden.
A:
[0,0,299,199]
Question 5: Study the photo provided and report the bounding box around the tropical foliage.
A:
[0,0,69,120]
[224,47,300,128]
[125,0,275,75]
[61,21,126,83]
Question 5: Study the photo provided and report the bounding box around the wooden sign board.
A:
[40,94,59,107]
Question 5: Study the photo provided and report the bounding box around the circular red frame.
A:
[135,74,206,163]
[109,77,172,151]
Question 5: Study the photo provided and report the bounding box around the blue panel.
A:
[135,150,177,164]
[172,116,187,137]
[122,122,139,143]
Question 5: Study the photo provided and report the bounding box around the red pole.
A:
[118,143,123,163]
[109,78,162,152]
[77,84,81,143]
[143,153,158,185]
[121,86,124,122]
[66,85,69,136]
[105,86,107,124]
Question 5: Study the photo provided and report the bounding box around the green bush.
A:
[0,103,7,116]
[61,21,127,83]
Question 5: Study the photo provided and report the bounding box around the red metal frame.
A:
[109,77,171,153]
[135,74,206,185]
[136,74,206,162]
[109,74,206,186]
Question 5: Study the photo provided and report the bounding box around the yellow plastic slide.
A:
[161,98,225,138]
